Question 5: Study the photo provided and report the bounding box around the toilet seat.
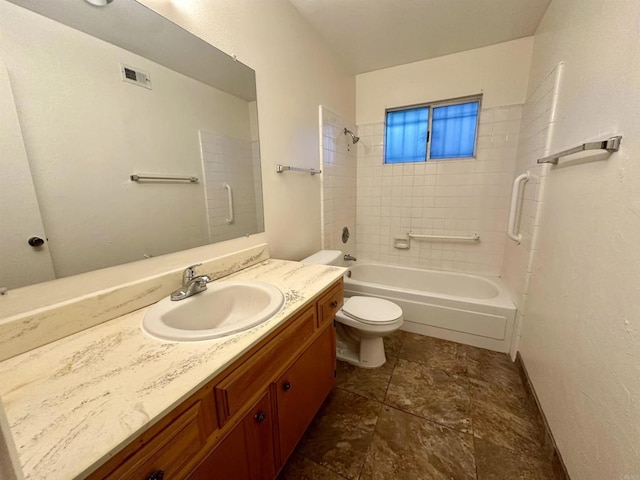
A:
[341,296,403,325]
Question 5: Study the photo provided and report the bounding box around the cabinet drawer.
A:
[317,281,344,328]
[214,304,316,425]
[107,401,206,480]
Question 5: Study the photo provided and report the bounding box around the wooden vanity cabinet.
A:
[89,278,342,480]
[316,281,344,328]
[276,325,335,464]
[191,390,275,480]
[190,420,249,480]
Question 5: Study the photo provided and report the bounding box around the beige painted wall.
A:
[519,0,640,478]
[356,37,533,124]
[141,0,356,262]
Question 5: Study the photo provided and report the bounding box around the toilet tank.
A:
[300,250,343,266]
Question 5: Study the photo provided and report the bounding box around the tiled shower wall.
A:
[355,105,522,276]
[320,106,357,251]
[199,131,261,243]
[501,64,562,356]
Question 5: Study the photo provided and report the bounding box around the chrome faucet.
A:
[171,263,212,301]
[344,253,357,262]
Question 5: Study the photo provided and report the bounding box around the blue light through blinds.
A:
[430,101,479,159]
[385,107,428,163]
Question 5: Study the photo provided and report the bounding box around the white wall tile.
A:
[354,105,522,276]
[320,106,357,251]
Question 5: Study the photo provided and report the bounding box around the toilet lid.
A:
[342,296,403,325]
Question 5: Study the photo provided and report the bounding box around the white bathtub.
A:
[344,263,516,352]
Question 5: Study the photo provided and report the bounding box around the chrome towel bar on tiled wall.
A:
[276,164,322,175]
[130,173,199,183]
[537,135,622,165]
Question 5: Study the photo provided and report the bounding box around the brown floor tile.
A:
[383,331,403,358]
[278,451,347,480]
[470,374,534,417]
[336,357,396,402]
[464,345,523,389]
[282,333,560,480]
[296,389,382,480]
[399,332,468,374]
[470,377,545,456]
[475,438,560,480]
[385,359,472,433]
[360,406,476,480]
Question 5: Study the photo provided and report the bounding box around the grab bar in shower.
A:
[130,173,198,183]
[407,232,480,242]
[223,182,234,224]
[507,172,530,244]
[537,135,622,164]
[276,164,322,175]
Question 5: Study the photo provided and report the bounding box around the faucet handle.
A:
[183,263,202,283]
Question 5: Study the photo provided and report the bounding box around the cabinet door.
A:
[243,390,276,480]
[190,423,250,480]
[191,391,275,480]
[276,325,336,465]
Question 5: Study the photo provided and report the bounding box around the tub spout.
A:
[344,254,357,262]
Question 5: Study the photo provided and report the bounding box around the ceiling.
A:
[288,0,551,74]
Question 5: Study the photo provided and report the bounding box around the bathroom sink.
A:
[142,281,284,341]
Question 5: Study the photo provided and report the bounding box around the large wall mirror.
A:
[0,0,264,290]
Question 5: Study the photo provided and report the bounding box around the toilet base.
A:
[336,324,387,369]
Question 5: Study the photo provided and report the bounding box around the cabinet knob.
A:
[28,236,45,247]
[282,381,291,392]
[254,411,266,423]
[147,470,164,480]
[330,301,338,308]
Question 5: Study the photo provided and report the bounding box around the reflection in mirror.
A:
[0,0,264,291]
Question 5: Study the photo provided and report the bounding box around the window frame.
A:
[384,94,482,163]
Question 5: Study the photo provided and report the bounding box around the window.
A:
[384,97,480,164]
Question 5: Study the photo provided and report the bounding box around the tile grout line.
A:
[293,332,556,479]
[463,350,553,462]
[355,337,404,480]
[471,434,480,480]
[387,337,478,436]
[386,352,475,436]
[295,451,351,480]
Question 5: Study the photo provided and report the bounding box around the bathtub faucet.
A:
[344,253,357,262]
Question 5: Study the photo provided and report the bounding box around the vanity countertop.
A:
[0,259,345,480]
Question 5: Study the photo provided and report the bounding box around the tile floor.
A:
[279,331,565,480]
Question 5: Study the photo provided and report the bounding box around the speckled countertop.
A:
[0,259,344,480]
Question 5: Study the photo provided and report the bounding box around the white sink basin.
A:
[142,281,284,341]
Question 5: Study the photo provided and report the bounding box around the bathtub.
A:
[344,263,516,352]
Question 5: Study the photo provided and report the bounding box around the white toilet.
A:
[301,250,403,368]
